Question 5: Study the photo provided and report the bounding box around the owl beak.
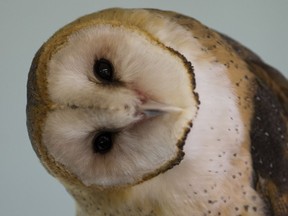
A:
[138,100,183,118]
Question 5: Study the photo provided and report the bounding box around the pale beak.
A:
[138,100,183,118]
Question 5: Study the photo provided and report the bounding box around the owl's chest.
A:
[75,97,265,216]
[77,162,265,216]
[125,127,264,216]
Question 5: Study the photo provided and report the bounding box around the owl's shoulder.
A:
[219,33,288,111]
[149,9,288,214]
[219,28,288,216]
[153,8,288,215]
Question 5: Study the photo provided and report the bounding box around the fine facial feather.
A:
[27,8,288,216]
[43,24,198,187]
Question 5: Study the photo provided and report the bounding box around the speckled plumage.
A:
[27,8,288,216]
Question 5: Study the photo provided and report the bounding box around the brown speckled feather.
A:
[219,33,288,113]
[219,33,288,216]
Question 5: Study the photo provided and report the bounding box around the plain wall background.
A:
[1,1,287,215]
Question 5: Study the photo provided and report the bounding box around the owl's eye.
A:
[93,58,114,82]
[92,132,113,154]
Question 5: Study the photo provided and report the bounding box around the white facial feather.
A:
[43,24,197,187]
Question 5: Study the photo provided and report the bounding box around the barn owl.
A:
[26,8,288,216]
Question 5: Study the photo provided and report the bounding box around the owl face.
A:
[29,22,198,187]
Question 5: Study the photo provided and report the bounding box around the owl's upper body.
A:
[27,8,288,216]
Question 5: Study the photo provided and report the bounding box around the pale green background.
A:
[1,1,287,215]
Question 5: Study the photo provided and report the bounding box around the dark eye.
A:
[93,58,114,82]
[92,132,113,154]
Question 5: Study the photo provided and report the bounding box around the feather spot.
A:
[277,127,282,131]
[243,205,249,211]
[251,195,257,201]
[208,200,217,204]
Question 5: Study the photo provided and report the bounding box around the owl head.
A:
[27,8,198,189]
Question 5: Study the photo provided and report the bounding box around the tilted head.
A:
[26,8,199,189]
